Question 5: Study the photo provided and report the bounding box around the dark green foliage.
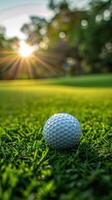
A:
[0,79,112,200]
[83,0,112,73]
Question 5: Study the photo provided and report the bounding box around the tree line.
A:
[0,0,112,79]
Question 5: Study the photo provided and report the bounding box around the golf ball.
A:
[43,113,81,149]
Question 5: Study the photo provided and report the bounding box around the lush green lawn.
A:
[47,74,112,87]
[0,76,112,200]
[0,74,112,88]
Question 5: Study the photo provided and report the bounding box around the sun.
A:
[19,41,34,58]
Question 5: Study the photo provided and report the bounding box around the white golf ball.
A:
[43,113,81,149]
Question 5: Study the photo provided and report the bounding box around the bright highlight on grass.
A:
[19,41,34,58]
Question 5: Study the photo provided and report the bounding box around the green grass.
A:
[0,76,112,200]
[47,74,112,87]
[0,74,112,88]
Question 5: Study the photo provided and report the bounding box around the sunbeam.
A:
[18,41,34,58]
[0,42,65,79]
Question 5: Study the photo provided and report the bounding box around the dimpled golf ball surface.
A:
[43,113,81,149]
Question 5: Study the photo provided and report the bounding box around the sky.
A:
[0,0,53,39]
[0,0,89,39]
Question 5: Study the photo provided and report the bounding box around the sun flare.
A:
[19,41,34,58]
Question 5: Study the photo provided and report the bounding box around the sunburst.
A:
[18,41,34,58]
[0,41,64,79]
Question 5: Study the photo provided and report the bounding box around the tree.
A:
[20,0,112,77]
[0,26,20,80]
[83,0,112,72]
[21,16,47,45]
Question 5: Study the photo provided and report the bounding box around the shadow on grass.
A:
[49,74,112,88]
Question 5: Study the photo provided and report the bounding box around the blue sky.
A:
[0,0,89,39]
[0,0,52,39]
[0,0,43,10]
